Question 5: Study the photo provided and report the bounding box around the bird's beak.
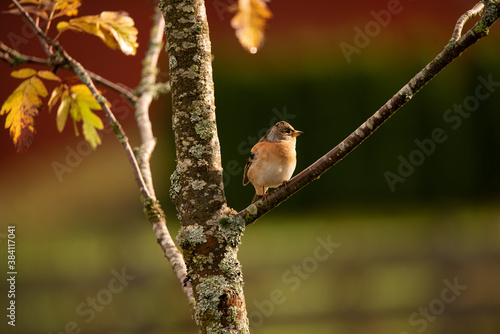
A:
[293,130,304,137]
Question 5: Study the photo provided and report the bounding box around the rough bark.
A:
[159,0,249,332]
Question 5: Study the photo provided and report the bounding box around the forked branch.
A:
[0,42,138,103]
[9,0,194,307]
[8,0,193,307]
[11,0,150,199]
[237,0,500,226]
[451,1,484,42]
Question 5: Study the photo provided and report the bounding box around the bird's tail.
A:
[251,193,262,203]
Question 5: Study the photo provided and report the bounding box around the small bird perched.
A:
[243,121,303,203]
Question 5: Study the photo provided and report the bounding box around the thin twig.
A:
[150,207,195,310]
[11,0,151,199]
[134,8,195,308]
[9,0,193,310]
[85,69,137,104]
[451,1,484,42]
[135,9,164,197]
[237,0,500,226]
[0,42,47,65]
[0,41,137,104]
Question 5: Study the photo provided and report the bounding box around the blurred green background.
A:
[1,0,500,333]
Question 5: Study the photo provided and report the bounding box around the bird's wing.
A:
[242,152,254,186]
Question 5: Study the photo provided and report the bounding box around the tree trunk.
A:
[159,0,249,332]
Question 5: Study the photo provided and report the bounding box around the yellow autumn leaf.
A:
[56,90,71,132]
[37,70,60,81]
[70,84,102,110]
[72,85,104,148]
[52,0,81,18]
[4,1,50,20]
[29,76,49,98]
[47,84,68,132]
[57,11,138,55]
[231,0,272,54]
[0,72,48,153]
[48,84,70,132]
[79,100,104,149]
[48,84,64,112]
[51,84,104,149]
[11,68,37,79]
[5,0,81,20]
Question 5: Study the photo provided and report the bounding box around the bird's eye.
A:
[285,129,292,134]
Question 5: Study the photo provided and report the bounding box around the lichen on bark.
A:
[159,0,249,332]
[160,0,226,224]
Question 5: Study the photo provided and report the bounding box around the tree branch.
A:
[135,9,164,197]
[9,0,195,311]
[8,0,194,311]
[451,2,484,42]
[85,70,137,104]
[133,8,195,309]
[11,0,151,199]
[0,41,138,104]
[237,0,500,226]
[0,41,47,65]
[143,197,195,311]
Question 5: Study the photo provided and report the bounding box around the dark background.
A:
[1,1,500,333]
